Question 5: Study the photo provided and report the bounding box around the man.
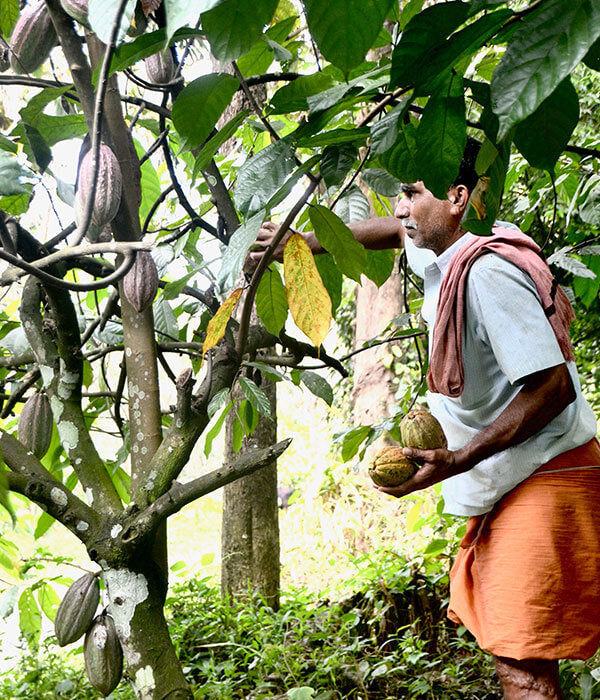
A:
[250,142,600,698]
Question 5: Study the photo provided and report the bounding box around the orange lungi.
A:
[448,438,600,660]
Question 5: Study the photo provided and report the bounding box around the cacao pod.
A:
[75,143,122,229]
[84,613,123,697]
[9,1,58,74]
[123,250,159,313]
[54,573,100,646]
[18,393,53,459]
[144,50,176,85]
[60,0,89,27]
[368,446,418,487]
[400,409,447,450]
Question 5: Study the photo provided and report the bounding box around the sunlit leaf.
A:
[314,254,342,315]
[255,266,288,336]
[364,249,396,287]
[239,376,271,417]
[88,0,137,45]
[283,234,331,348]
[309,205,366,282]
[218,211,264,290]
[18,589,41,646]
[204,403,233,456]
[202,288,243,363]
[0,0,18,36]
[300,370,333,406]
[165,0,227,45]
[37,583,60,622]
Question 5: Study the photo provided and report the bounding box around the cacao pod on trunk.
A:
[60,0,89,27]
[75,143,122,230]
[84,613,123,697]
[368,446,418,487]
[144,50,176,85]
[123,250,159,312]
[54,572,100,646]
[400,409,447,450]
[18,393,53,459]
[9,1,58,74]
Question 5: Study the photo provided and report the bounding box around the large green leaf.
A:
[333,186,371,223]
[309,204,366,282]
[256,266,288,335]
[390,1,471,89]
[491,0,600,140]
[295,127,369,149]
[172,73,239,151]
[233,140,296,215]
[364,248,396,287]
[165,0,227,45]
[239,376,271,417]
[320,144,357,188]
[314,254,342,314]
[237,15,297,77]
[134,139,162,227]
[300,370,334,406]
[379,121,419,183]
[0,153,30,196]
[361,168,402,197]
[513,78,580,172]
[416,74,466,198]
[218,211,264,289]
[193,110,249,175]
[0,0,18,37]
[270,72,336,114]
[369,95,412,156]
[88,0,137,45]
[18,589,41,646]
[303,0,395,73]
[583,36,600,70]
[201,0,278,62]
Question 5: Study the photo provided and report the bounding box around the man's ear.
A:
[448,185,470,214]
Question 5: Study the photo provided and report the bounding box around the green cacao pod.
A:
[54,573,100,646]
[84,613,123,697]
[75,143,122,230]
[18,393,53,459]
[368,446,418,487]
[400,409,447,450]
[59,0,89,27]
[9,1,58,74]
[123,250,159,313]
[144,50,176,85]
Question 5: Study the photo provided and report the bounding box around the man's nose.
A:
[394,196,409,219]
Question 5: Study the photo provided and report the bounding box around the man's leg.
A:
[493,656,564,699]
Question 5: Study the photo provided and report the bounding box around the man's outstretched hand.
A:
[246,221,291,270]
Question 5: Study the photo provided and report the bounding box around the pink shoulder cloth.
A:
[426,226,575,397]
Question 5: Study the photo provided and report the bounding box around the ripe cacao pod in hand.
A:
[18,392,53,459]
[54,572,100,646]
[9,1,58,74]
[144,50,176,85]
[123,250,159,312]
[75,143,122,230]
[84,612,123,697]
[369,446,418,487]
[400,409,447,450]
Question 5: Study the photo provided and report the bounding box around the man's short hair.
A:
[451,136,482,194]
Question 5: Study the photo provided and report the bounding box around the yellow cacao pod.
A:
[400,409,447,450]
[75,143,122,230]
[368,446,418,487]
[84,613,123,697]
[18,392,53,459]
[9,1,58,74]
[123,250,159,313]
[54,573,100,646]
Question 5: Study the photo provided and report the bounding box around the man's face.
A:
[394,181,459,255]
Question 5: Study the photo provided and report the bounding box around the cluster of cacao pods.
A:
[54,573,124,697]
[368,409,447,488]
[18,392,53,459]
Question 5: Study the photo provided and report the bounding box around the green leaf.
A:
[0,153,30,196]
[193,110,249,175]
[204,403,233,457]
[423,538,449,557]
[239,376,271,417]
[364,248,395,287]
[340,425,372,461]
[295,126,369,148]
[88,0,137,45]
[153,298,179,339]
[303,0,395,73]
[333,186,371,223]
[134,139,162,227]
[379,121,419,183]
[0,191,31,216]
[207,388,230,418]
[172,73,239,151]
[309,204,366,282]
[34,512,55,540]
[361,168,402,197]
[255,266,288,335]
[513,78,579,172]
[491,0,600,140]
[416,74,466,198]
[369,95,412,155]
[573,255,600,307]
[244,361,285,382]
[233,140,296,215]
[300,370,333,406]
[0,587,18,619]
[583,36,600,70]
[320,144,357,188]
[237,15,298,76]
[0,135,17,154]
[166,0,227,46]
[201,0,278,62]
[0,0,18,36]
[37,583,60,623]
[390,1,471,89]
[579,176,600,225]
[18,589,41,646]
[314,254,342,314]
[219,211,264,289]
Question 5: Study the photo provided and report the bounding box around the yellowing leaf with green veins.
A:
[283,234,331,348]
[202,288,243,364]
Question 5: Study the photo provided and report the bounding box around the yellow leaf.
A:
[283,234,331,348]
[202,288,243,364]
